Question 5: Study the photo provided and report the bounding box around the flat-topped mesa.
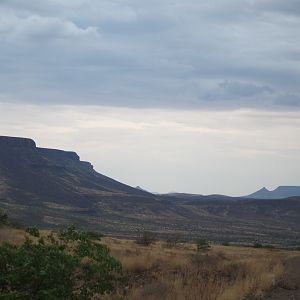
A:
[0,136,36,149]
[0,136,81,165]
[37,148,80,162]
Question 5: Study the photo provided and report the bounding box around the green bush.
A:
[0,225,122,299]
[25,226,40,237]
[196,239,211,252]
[0,209,8,225]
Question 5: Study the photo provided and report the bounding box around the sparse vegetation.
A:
[253,242,275,249]
[165,233,182,248]
[253,242,263,248]
[222,241,230,246]
[136,231,157,246]
[102,237,292,300]
[196,239,211,252]
[0,209,8,226]
[263,244,275,250]
[1,225,299,300]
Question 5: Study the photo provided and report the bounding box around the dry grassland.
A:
[103,237,299,300]
[1,227,299,300]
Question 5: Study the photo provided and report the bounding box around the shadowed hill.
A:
[0,136,149,201]
[0,136,299,246]
[0,136,170,225]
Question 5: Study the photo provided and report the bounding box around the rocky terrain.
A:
[0,136,299,246]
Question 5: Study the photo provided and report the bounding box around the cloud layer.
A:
[0,0,299,109]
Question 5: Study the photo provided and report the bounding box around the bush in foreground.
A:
[0,225,122,299]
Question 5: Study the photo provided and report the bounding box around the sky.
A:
[0,0,300,195]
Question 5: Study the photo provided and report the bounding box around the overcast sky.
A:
[0,0,300,195]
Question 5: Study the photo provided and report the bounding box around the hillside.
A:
[0,136,299,246]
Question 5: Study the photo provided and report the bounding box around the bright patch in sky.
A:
[1,103,299,195]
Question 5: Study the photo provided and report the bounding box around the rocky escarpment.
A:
[37,148,80,163]
[0,136,93,172]
[0,136,150,209]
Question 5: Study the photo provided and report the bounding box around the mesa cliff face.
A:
[0,136,299,246]
[0,135,152,210]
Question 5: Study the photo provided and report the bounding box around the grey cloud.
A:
[274,93,300,107]
[0,0,299,109]
[218,81,274,98]
[0,13,99,42]
[255,0,300,16]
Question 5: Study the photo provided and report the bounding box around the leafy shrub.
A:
[0,225,122,299]
[196,239,211,252]
[0,209,8,225]
[25,226,40,237]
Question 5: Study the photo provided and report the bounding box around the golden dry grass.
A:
[102,238,299,300]
[0,226,26,245]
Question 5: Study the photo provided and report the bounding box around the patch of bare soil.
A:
[265,256,300,300]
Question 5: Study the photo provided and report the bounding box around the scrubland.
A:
[1,226,299,300]
[102,237,299,300]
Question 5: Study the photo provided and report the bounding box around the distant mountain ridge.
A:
[0,136,299,246]
[244,186,300,199]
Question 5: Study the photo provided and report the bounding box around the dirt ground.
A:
[265,256,300,300]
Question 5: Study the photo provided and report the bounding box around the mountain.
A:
[245,186,300,199]
[0,136,153,201]
[0,136,299,246]
[0,136,170,226]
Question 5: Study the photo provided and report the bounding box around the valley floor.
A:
[102,237,300,300]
